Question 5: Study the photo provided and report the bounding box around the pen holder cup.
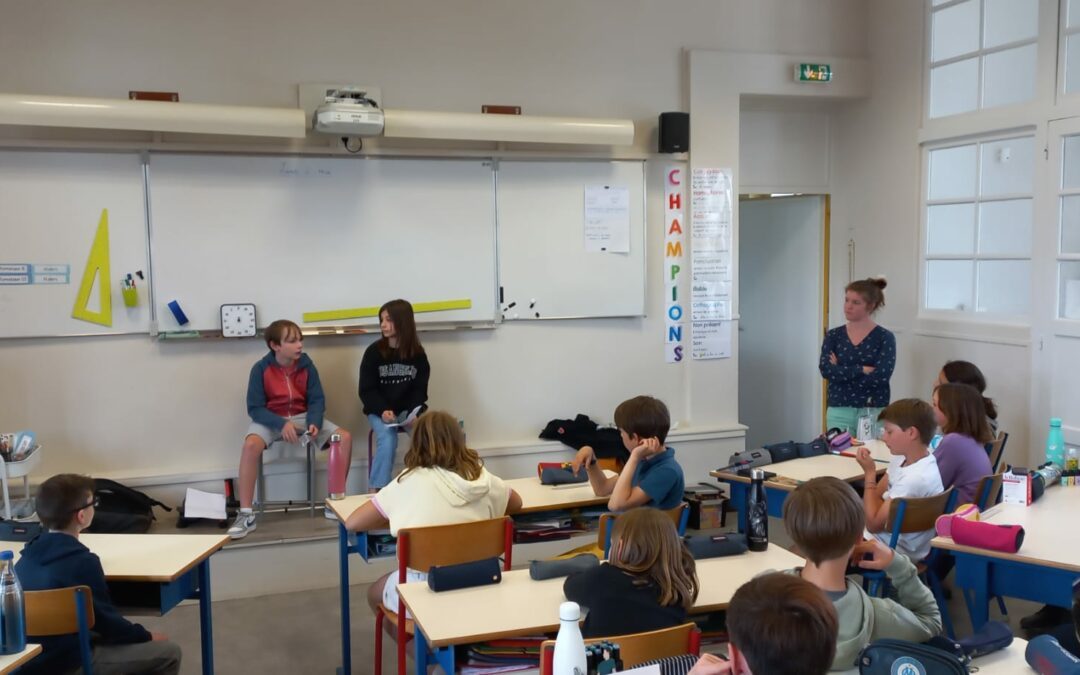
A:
[121,285,138,307]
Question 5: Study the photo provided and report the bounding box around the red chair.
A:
[374,516,514,675]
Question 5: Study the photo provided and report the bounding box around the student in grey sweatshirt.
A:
[781,477,942,671]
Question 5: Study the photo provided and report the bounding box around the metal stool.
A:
[257,435,317,518]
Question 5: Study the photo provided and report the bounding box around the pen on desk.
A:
[551,483,587,490]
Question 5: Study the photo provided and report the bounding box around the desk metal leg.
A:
[197,558,214,675]
[413,625,454,674]
[955,554,991,631]
[337,522,352,675]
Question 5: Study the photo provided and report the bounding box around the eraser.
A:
[167,300,190,326]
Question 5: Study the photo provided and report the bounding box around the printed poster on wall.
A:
[690,167,733,359]
[664,165,685,363]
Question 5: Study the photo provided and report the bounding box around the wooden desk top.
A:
[854,439,894,463]
[932,487,1080,571]
[324,471,617,523]
[838,638,1030,674]
[399,543,802,647]
[0,644,41,674]
[1,534,228,583]
[712,453,871,490]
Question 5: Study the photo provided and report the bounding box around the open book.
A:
[385,405,424,428]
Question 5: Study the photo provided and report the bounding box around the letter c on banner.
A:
[668,168,681,186]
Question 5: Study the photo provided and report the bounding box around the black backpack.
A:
[84,478,172,534]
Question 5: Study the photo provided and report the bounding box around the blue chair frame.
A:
[601,502,690,559]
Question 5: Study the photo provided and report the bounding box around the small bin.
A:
[684,482,727,531]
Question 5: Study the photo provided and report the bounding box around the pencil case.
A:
[763,441,799,463]
[427,557,502,592]
[828,429,853,451]
[683,533,748,559]
[529,553,599,580]
[797,438,829,458]
[950,517,1025,554]
[538,463,588,485]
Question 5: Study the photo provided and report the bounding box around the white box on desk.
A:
[1002,470,1032,506]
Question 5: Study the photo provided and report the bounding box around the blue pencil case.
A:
[539,466,588,485]
[427,557,502,592]
[683,533,748,559]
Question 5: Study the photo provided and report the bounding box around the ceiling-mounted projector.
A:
[312,88,384,136]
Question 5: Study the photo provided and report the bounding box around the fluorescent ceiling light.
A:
[0,93,306,138]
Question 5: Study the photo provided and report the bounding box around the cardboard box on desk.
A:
[1002,469,1032,506]
[684,484,727,530]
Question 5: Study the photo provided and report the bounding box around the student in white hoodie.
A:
[781,477,941,671]
[346,410,522,616]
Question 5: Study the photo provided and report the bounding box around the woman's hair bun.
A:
[869,276,887,290]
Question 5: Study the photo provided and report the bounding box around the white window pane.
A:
[984,0,1038,48]
[932,0,981,62]
[930,59,980,118]
[927,260,975,311]
[929,144,977,200]
[979,199,1032,255]
[982,44,1037,109]
[933,0,952,5]
[1062,261,1080,319]
[1062,195,1080,254]
[1070,0,1080,28]
[928,203,976,255]
[1063,136,1080,190]
[977,261,1030,314]
[1067,34,1080,94]
[980,136,1035,196]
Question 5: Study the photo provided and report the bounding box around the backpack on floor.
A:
[85,478,172,534]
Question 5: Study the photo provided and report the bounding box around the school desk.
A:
[326,471,617,674]
[0,644,41,674]
[836,637,1031,675]
[398,543,802,673]
[1,534,226,675]
[712,454,883,533]
[932,487,1080,630]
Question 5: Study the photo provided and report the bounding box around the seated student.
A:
[854,399,945,562]
[931,383,993,505]
[571,395,685,511]
[16,474,181,675]
[345,410,522,621]
[781,476,941,671]
[229,319,354,539]
[687,573,838,675]
[936,360,999,436]
[564,507,698,638]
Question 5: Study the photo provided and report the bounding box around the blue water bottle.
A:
[1047,418,1066,468]
[0,550,25,655]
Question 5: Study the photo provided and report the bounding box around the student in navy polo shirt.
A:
[571,395,685,511]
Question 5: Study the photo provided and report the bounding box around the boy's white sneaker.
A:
[227,512,257,539]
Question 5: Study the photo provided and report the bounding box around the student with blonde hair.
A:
[346,410,522,620]
[563,507,698,638]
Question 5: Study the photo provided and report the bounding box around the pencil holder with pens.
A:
[121,281,138,307]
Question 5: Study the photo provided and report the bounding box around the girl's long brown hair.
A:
[935,383,993,444]
[377,299,424,360]
[399,410,483,481]
[609,507,698,609]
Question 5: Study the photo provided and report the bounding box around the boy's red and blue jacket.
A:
[247,351,325,430]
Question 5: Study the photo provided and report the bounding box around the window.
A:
[1057,134,1080,318]
[924,135,1034,316]
[1064,0,1080,93]
[928,0,1039,118]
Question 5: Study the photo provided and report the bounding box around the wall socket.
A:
[297,83,382,128]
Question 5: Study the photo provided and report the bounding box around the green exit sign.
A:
[796,63,832,82]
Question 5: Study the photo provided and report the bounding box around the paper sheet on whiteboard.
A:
[584,185,631,253]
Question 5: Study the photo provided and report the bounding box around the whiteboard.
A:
[148,154,498,332]
[497,160,646,319]
[0,151,150,338]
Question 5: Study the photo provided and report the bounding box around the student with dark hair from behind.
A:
[936,360,999,435]
[16,474,181,675]
[686,573,839,675]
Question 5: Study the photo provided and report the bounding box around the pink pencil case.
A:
[951,517,1025,554]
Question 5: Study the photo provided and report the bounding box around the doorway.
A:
[738,194,829,449]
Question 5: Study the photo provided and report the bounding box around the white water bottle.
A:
[552,601,587,675]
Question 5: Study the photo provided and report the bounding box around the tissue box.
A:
[1002,469,1032,506]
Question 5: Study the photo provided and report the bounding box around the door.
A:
[738,195,827,449]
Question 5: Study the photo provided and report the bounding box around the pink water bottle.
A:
[327,433,346,500]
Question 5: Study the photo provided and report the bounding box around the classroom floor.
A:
[134,514,1044,675]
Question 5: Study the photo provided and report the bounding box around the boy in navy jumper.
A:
[16,474,181,675]
[230,319,354,538]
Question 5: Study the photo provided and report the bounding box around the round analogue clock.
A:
[220,303,257,338]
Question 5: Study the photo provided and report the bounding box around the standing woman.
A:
[359,299,431,490]
[819,278,896,434]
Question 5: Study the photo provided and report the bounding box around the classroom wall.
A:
[829,0,1034,464]
[0,0,869,486]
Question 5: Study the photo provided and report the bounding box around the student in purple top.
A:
[931,383,993,505]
